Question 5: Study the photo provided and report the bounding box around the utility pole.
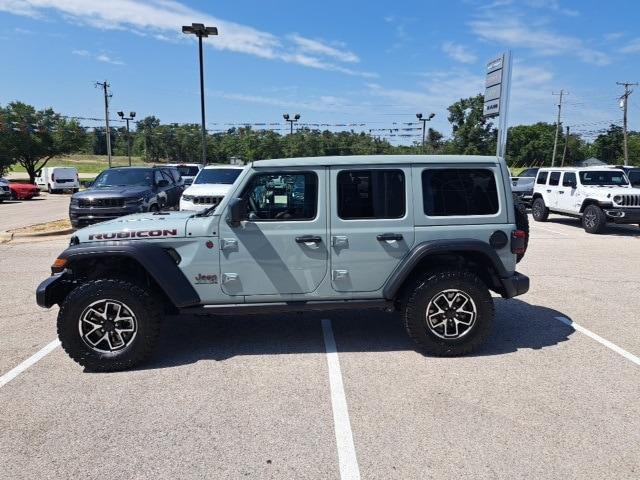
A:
[117,111,136,166]
[283,113,300,134]
[617,81,638,166]
[96,81,113,167]
[561,125,570,167]
[551,90,567,167]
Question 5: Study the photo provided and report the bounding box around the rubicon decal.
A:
[88,229,178,240]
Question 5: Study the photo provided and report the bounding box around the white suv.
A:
[179,165,244,212]
[166,163,202,186]
[532,166,640,233]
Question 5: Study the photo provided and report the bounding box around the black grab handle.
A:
[376,233,403,241]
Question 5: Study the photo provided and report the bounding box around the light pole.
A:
[117,111,136,166]
[416,112,435,153]
[283,113,300,134]
[182,22,218,165]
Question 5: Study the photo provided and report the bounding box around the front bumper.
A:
[69,205,142,227]
[499,272,530,299]
[0,189,11,200]
[604,208,640,224]
[36,271,72,308]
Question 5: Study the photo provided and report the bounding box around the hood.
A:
[582,185,635,196]
[75,211,193,243]
[0,178,8,186]
[183,183,232,197]
[74,185,152,199]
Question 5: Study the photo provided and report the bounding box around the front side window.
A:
[628,169,640,187]
[337,170,405,219]
[422,169,499,216]
[243,172,317,221]
[536,171,548,185]
[548,172,561,186]
[579,170,629,186]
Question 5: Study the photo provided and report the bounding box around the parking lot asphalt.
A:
[0,216,638,479]
[0,192,71,231]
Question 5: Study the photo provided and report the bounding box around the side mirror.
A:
[157,179,169,188]
[227,197,246,226]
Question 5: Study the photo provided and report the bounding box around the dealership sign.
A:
[483,51,512,158]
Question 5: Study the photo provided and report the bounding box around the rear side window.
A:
[562,172,576,187]
[337,170,405,219]
[549,172,561,186]
[422,169,499,216]
[536,171,548,185]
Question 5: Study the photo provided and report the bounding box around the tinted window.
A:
[628,170,640,187]
[548,172,561,186]
[536,171,548,185]
[161,170,175,185]
[520,168,539,178]
[176,165,200,176]
[154,170,164,184]
[562,172,576,187]
[166,168,181,183]
[243,172,317,221]
[422,169,499,216]
[337,170,405,219]
[93,169,153,188]
[579,170,629,186]
[195,169,242,185]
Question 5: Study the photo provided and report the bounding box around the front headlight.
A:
[182,195,194,201]
[613,195,622,204]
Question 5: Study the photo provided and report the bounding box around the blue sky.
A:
[1,0,638,143]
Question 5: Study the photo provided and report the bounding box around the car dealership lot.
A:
[0,192,70,232]
[1,216,638,479]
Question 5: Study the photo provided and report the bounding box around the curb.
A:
[0,231,14,244]
[1,227,74,243]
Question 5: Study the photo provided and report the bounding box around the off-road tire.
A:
[403,270,494,356]
[57,279,162,372]
[149,203,160,212]
[582,205,606,234]
[513,195,529,263]
[531,197,549,222]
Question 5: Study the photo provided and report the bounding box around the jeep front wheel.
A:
[403,270,494,356]
[57,279,162,371]
[582,205,606,234]
[531,197,549,222]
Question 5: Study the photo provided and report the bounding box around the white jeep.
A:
[531,166,640,233]
[179,165,244,212]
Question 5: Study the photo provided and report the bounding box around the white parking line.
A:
[0,339,60,388]
[555,317,640,366]
[321,319,361,480]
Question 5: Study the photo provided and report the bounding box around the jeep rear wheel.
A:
[403,270,494,356]
[582,205,606,234]
[57,279,162,371]
[531,197,549,222]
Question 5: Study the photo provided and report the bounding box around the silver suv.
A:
[37,155,530,371]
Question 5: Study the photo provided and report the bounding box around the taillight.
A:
[511,229,526,255]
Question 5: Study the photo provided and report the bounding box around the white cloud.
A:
[621,38,640,54]
[72,49,124,65]
[289,34,359,63]
[207,90,352,113]
[470,16,610,65]
[442,42,477,64]
[0,0,371,76]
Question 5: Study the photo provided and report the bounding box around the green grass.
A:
[10,154,148,174]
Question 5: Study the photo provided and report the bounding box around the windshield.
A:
[175,165,200,176]
[194,168,242,185]
[628,169,640,187]
[520,168,538,178]
[93,169,153,188]
[579,170,629,186]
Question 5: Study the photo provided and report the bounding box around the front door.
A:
[218,168,328,297]
[329,166,414,293]
[546,171,562,208]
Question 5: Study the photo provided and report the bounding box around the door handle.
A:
[332,235,348,247]
[377,233,403,241]
[559,191,565,194]
[221,238,238,250]
[546,189,552,193]
[295,235,322,243]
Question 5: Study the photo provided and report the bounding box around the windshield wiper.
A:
[192,205,218,217]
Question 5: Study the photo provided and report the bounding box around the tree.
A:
[447,95,497,155]
[0,102,86,182]
[592,124,624,163]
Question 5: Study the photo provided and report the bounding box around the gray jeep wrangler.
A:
[37,155,530,371]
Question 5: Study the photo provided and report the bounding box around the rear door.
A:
[557,172,578,212]
[329,166,414,293]
[547,171,561,208]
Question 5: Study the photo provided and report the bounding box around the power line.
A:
[551,90,568,167]
[617,81,638,165]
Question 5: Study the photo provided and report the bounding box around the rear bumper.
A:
[499,272,530,299]
[604,208,640,224]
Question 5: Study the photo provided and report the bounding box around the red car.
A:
[9,183,40,200]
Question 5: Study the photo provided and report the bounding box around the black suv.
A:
[69,166,184,228]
